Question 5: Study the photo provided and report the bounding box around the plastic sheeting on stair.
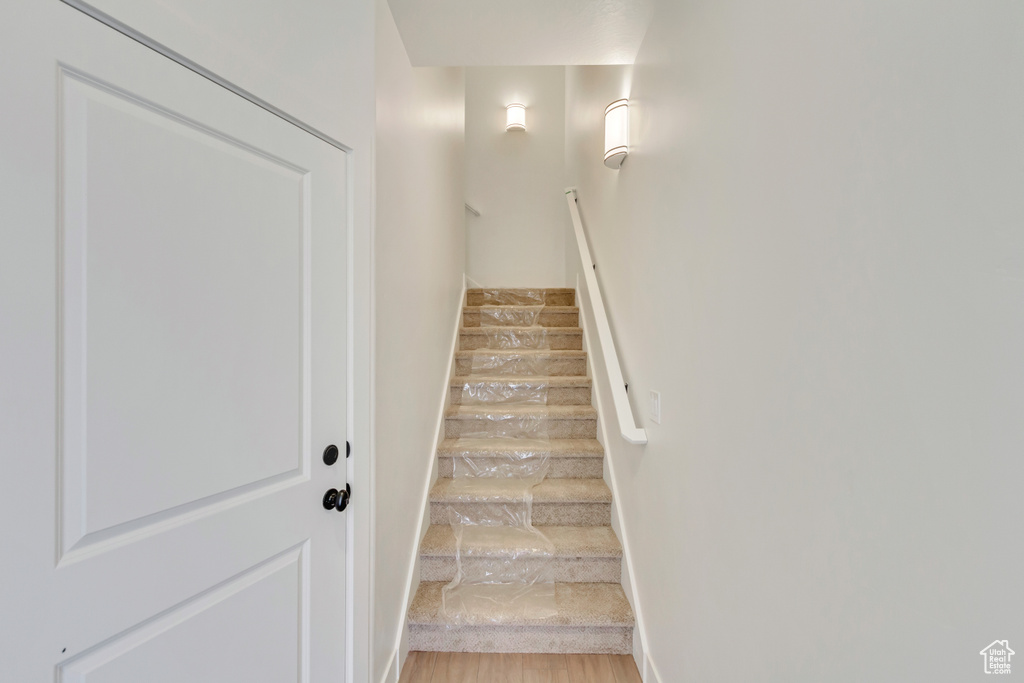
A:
[478,305,545,327]
[447,438,556,482]
[459,380,550,406]
[442,288,559,626]
[442,483,557,624]
[442,455,556,625]
[470,352,578,376]
[442,373,556,621]
[480,327,550,349]
[448,436,554,465]
[445,471,547,500]
[454,411,551,440]
[451,446,551,482]
[473,289,546,306]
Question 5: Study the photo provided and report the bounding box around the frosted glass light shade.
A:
[604,99,628,168]
[506,103,526,131]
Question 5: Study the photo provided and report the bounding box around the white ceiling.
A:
[386,0,654,66]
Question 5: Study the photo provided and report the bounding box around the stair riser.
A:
[458,332,583,351]
[454,357,587,377]
[438,457,603,479]
[408,624,632,655]
[449,385,592,406]
[444,417,597,439]
[419,556,621,583]
[462,309,579,328]
[430,502,611,526]
[467,291,576,306]
[458,335,581,352]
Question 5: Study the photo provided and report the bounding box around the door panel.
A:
[61,68,310,555]
[60,545,307,683]
[0,2,347,680]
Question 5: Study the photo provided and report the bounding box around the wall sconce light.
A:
[604,99,628,168]
[506,103,526,132]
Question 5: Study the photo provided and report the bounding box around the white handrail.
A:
[464,202,481,217]
[565,188,648,445]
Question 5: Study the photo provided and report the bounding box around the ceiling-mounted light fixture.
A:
[604,99,628,169]
[506,103,526,132]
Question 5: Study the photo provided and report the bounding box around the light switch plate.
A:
[649,390,661,424]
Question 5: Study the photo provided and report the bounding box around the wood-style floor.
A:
[398,652,642,683]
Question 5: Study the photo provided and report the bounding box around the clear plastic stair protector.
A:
[442,299,557,625]
[442,500,556,623]
[475,287,547,328]
[469,350,582,378]
[471,351,551,376]
[481,327,550,350]
[459,380,549,406]
[475,289,545,306]
[479,305,544,327]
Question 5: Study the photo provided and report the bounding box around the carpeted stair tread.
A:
[437,438,604,458]
[462,306,579,328]
[420,524,622,559]
[448,376,593,406]
[455,349,587,360]
[408,582,633,627]
[466,288,576,306]
[436,438,606,479]
[463,305,579,313]
[458,327,583,351]
[429,477,611,504]
[458,325,583,334]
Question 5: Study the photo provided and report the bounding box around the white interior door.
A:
[0,2,348,680]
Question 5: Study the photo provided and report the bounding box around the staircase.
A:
[407,288,635,655]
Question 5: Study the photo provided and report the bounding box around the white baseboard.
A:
[379,650,399,683]
[643,653,663,683]
[577,274,658,683]
[384,275,467,683]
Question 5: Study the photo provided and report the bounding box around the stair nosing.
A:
[445,404,596,415]
[450,375,591,385]
[463,305,579,310]
[460,325,582,332]
[467,288,575,292]
[455,349,586,357]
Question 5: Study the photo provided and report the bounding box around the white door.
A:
[0,2,349,681]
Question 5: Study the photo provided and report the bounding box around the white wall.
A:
[373,2,465,682]
[566,1,1024,680]
[465,67,568,287]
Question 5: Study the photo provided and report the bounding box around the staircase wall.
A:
[564,2,1024,681]
[465,67,569,288]
[374,2,466,681]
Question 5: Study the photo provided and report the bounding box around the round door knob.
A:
[323,444,340,466]
[323,484,351,512]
